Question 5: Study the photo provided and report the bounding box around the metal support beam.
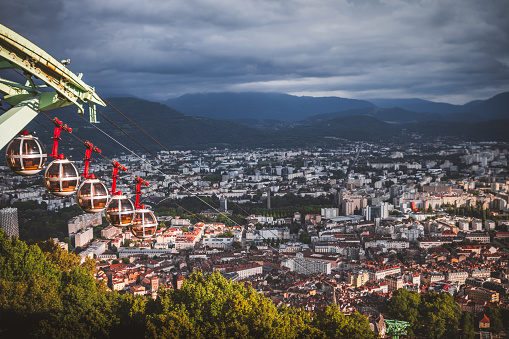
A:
[0,96,39,150]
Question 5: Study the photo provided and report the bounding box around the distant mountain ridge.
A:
[303,107,484,124]
[368,92,509,120]
[20,92,509,157]
[165,92,375,122]
[366,98,465,114]
[164,91,509,124]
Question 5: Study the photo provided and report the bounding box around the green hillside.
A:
[0,230,377,338]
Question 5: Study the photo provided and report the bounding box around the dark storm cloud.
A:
[1,0,508,104]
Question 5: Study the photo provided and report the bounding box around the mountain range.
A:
[166,91,509,124]
[18,91,509,155]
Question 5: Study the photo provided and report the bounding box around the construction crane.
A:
[342,143,363,189]
[334,143,363,208]
[0,23,105,150]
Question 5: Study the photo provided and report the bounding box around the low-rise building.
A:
[466,287,499,304]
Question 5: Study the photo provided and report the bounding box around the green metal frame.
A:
[384,319,410,339]
[0,23,105,150]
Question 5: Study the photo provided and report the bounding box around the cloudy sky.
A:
[1,0,509,104]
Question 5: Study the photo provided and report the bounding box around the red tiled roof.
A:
[480,314,490,324]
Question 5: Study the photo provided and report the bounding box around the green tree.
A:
[222,230,234,238]
[299,231,311,244]
[460,311,475,339]
[312,305,378,339]
[421,292,460,339]
[388,289,421,337]
[0,230,384,338]
[122,257,131,264]
[487,307,504,333]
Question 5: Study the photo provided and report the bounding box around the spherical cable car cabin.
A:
[76,176,110,213]
[5,131,47,176]
[105,161,135,226]
[43,118,80,197]
[130,208,157,238]
[106,194,135,226]
[129,177,157,238]
[75,141,110,213]
[44,156,81,197]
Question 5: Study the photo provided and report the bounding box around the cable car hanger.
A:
[111,160,127,195]
[43,117,80,197]
[50,117,72,159]
[130,176,157,239]
[105,160,135,227]
[75,140,109,213]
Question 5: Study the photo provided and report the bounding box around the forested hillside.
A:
[0,230,378,338]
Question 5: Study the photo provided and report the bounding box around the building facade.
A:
[0,207,18,238]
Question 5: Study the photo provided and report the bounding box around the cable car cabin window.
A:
[60,178,77,192]
[130,226,143,237]
[110,198,120,209]
[130,225,156,238]
[48,180,60,191]
[121,214,133,224]
[94,198,108,209]
[145,213,156,224]
[63,163,77,177]
[24,139,40,155]
[93,183,108,196]
[78,198,93,210]
[7,139,21,155]
[47,165,60,177]
[79,183,92,196]
[132,214,143,225]
[12,158,21,170]
[109,215,121,224]
[23,157,39,170]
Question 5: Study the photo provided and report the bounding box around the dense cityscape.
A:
[1,1,509,336]
[2,139,509,337]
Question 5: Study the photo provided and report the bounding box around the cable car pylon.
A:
[0,23,105,150]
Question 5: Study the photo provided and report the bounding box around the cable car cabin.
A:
[5,134,47,175]
[130,209,157,238]
[43,158,80,196]
[76,178,110,213]
[105,195,135,226]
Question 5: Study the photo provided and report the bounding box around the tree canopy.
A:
[388,288,461,339]
[0,230,378,338]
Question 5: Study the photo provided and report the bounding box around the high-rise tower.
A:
[219,195,228,213]
[0,207,19,238]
